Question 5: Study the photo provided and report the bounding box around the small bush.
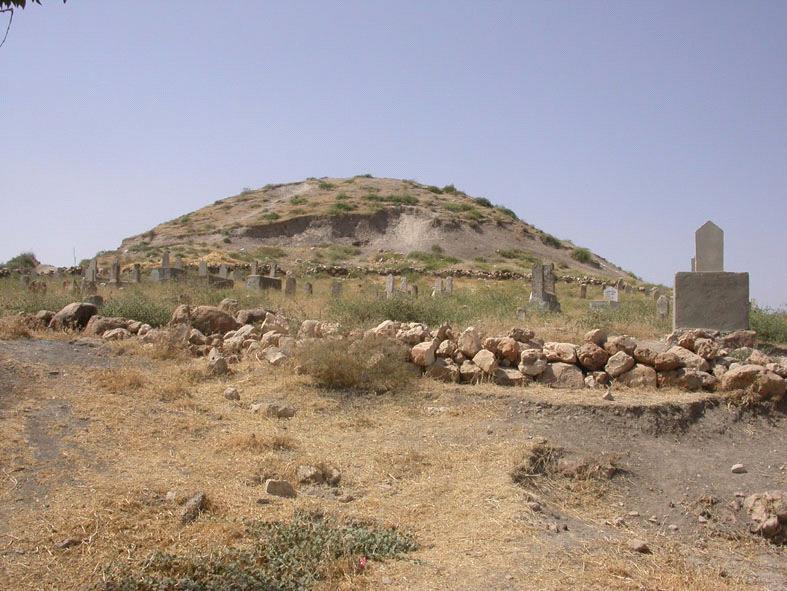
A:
[241,187,254,195]
[296,336,413,392]
[751,306,787,344]
[407,250,460,270]
[442,184,457,194]
[496,206,518,219]
[426,185,443,194]
[290,196,308,205]
[318,181,335,190]
[101,291,173,327]
[443,202,472,213]
[0,316,32,339]
[2,251,38,269]
[571,247,592,264]
[354,173,373,178]
[335,192,350,201]
[474,197,493,208]
[363,193,419,206]
[262,212,280,222]
[430,244,444,254]
[329,202,356,214]
[540,233,562,248]
[222,236,231,243]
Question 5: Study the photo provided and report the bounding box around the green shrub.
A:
[222,236,231,243]
[442,184,457,194]
[329,202,356,214]
[496,206,518,219]
[335,192,350,201]
[443,202,472,213]
[2,251,38,269]
[318,181,335,190]
[426,185,443,194]
[262,212,280,222]
[363,193,419,206]
[474,197,493,208]
[570,247,592,264]
[297,337,414,392]
[540,233,562,248]
[290,196,308,205]
[102,292,172,327]
[406,250,460,270]
[751,306,787,344]
[430,244,444,254]
[96,511,417,591]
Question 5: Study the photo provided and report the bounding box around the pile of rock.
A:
[21,300,785,399]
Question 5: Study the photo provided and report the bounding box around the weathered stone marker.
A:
[331,280,342,298]
[674,272,748,330]
[443,275,453,295]
[198,260,208,277]
[246,275,281,290]
[694,221,723,272]
[303,282,313,296]
[284,276,296,296]
[269,263,278,278]
[385,274,395,299]
[656,294,669,320]
[219,264,228,279]
[579,284,587,299]
[602,286,619,302]
[673,222,748,330]
[250,261,258,276]
[84,259,98,283]
[130,264,141,283]
[109,258,121,284]
[529,262,560,312]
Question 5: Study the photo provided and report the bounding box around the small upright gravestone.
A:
[602,286,619,302]
[219,264,228,279]
[528,261,560,312]
[284,276,296,296]
[130,264,141,283]
[109,258,121,284]
[656,295,669,321]
[269,264,278,279]
[84,259,98,283]
[303,282,313,296]
[250,261,258,276]
[385,274,395,299]
[579,284,587,299]
[331,280,342,298]
[443,275,453,295]
[694,221,723,272]
[198,260,208,277]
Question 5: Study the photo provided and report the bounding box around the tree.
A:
[1,1,66,49]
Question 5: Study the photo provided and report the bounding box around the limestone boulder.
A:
[633,345,658,367]
[397,323,430,345]
[436,339,456,358]
[694,338,720,361]
[459,360,482,384]
[605,351,635,378]
[543,342,577,364]
[720,330,757,349]
[473,349,498,374]
[720,364,764,391]
[753,371,785,401]
[482,337,501,355]
[667,346,710,372]
[576,342,609,371]
[519,349,548,377]
[102,327,132,341]
[743,491,786,540]
[458,327,482,358]
[425,357,460,382]
[584,328,608,346]
[171,305,240,335]
[235,308,270,326]
[508,327,535,342]
[84,316,127,337]
[538,362,584,389]
[604,335,637,356]
[493,367,526,386]
[411,340,438,367]
[616,364,658,388]
[497,337,520,363]
[657,368,706,391]
[654,351,681,372]
[372,320,400,338]
[748,350,772,366]
[49,302,98,330]
[297,320,320,339]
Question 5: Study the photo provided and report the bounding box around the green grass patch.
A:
[318,181,335,190]
[751,306,787,344]
[96,510,417,591]
[261,212,280,222]
[406,250,461,271]
[329,202,357,214]
[540,233,562,249]
[570,247,592,264]
[290,196,308,205]
[363,193,419,206]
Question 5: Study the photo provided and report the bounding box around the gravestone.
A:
[691,257,696,272]
[695,221,723,272]
[443,276,453,295]
[528,262,560,312]
[250,261,258,276]
[269,264,278,278]
[174,256,183,270]
[130,264,141,283]
[84,259,98,283]
[109,258,121,284]
[656,294,669,321]
[673,272,748,330]
[304,282,313,296]
[589,300,619,311]
[410,284,419,297]
[433,277,442,296]
[400,276,408,292]
[579,284,587,299]
[228,270,236,281]
[198,260,208,277]
[331,280,342,298]
[245,275,281,290]
[219,264,228,279]
[602,286,619,302]
[284,276,296,296]
[385,274,395,299]
[161,251,170,272]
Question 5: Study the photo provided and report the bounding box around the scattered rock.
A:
[627,539,650,554]
[223,387,240,401]
[605,351,635,378]
[265,479,297,498]
[730,464,747,474]
[180,491,207,524]
[265,403,296,419]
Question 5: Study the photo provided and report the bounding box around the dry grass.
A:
[0,315,32,339]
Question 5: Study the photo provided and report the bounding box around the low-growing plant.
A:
[442,184,457,193]
[296,336,413,392]
[407,250,461,270]
[363,193,419,206]
[1,251,38,270]
[751,305,787,344]
[474,197,493,208]
[571,247,592,264]
[329,202,356,214]
[0,316,32,339]
[289,196,308,205]
[101,291,173,327]
[97,510,417,591]
[540,233,562,248]
[262,212,280,222]
[335,192,350,201]
[426,185,443,194]
[318,181,335,190]
[496,206,518,219]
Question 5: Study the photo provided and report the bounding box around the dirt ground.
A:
[0,337,784,590]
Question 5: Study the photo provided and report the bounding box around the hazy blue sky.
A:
[1,1,784,306]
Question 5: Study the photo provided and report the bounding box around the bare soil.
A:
[0,338,784,590]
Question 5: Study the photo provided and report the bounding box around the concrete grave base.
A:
[673,272,749,331]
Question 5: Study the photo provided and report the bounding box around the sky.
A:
[1,1,784,307]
